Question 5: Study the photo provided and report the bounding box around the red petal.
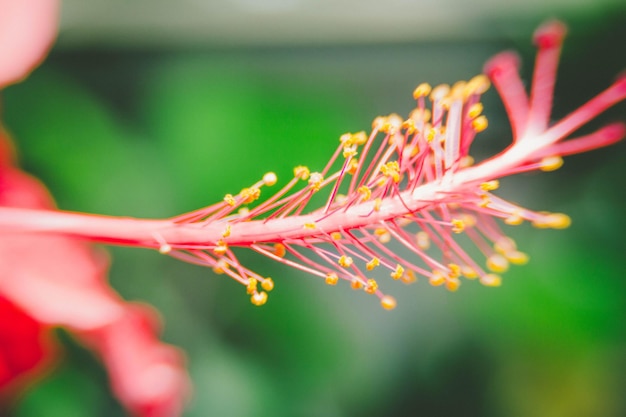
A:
[0,131,189,413]
[0,295,52,399]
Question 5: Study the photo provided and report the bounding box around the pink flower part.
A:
[0,21,623,312]
[0,128,190,414]
[79,305,190,417]
[0,0,59,89]
[0,295,52,401]
[154,21,624,308]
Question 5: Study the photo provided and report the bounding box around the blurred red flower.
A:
[0,1,189,416]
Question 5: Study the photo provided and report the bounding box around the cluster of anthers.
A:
[153,21,625,309]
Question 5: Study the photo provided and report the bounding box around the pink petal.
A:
[79,305,190,417]
[0,131,189,414]
[0,0,59,89]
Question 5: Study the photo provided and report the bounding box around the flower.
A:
[0,2,189,416]
[157,21,626,308]
[0,0,59,89]
[0,21,623,313]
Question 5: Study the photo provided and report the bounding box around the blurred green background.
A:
[2,1,626,416]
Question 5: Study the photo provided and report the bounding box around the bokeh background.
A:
[3,1,626,416]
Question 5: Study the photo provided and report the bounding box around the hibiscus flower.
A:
[0,1,190,416]
[1,1,624,416]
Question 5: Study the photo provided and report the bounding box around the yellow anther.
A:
[548,213,571,229]
[374,228,387,236]
[450,80,467,99]
[480,274,502,287]
[472,115,488,133]
[413,83,432,99]
[338,255,353,268]
[335,194,348,206]
[480,180,500,191]
[460,155,474,167]
[380,295,397,310]
[381,160,400,173]
[401,270,417,284]
[486,254,509,273]
[351,277,363,290]
[506,251,529,265]
[238,207,250,217]
[459,213,477,228]
[461,266,478,279]
[262,172,277,186]
[294,165,310,180]
[250,291,268,306]
[345,159,358,176]
[446,278,461,292]
[352,131,367,145]
[325,272,339,285]
[304,222,317,230]
[308,172,324,192]
[504,211,524,225]
[330,232,342,241]
[261,278,274,292]
[479,194,491,208]
[430,84,450,101]
[246,278,258,295]
[357,186,372,201]
[213,240,228,256]
[402,119,417,134]
[272,243,286,258]
[468,103,484,119]
[364,279,378,294]
[339,132,352,145]
[224,194,236,206]
[373,198,382,212]
[374,228,391,243]
[426,127,437,142]
[391,264,404,280]
[415,231,430,250]
[372,116,386,130]
[494,236,517,254]
[240,187,261,204]
[340,131,367,146]
[539,156,564,172]
[465,74,491,96]
[448,263,461,279]
[380,161,400,183]
[409,108,431,123]
[430,270,446,286]
[366,257,380,271]
[380,122,393,135]
[387,113,404,134]
[222,224,231,238]
[158,244,172,255]
[343,145,358,158]
[532,213,571,229]
[212,259,229,275]
[383,114,404,134]
[451,218,465,234]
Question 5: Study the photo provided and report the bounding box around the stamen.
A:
[153,21,626,309]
